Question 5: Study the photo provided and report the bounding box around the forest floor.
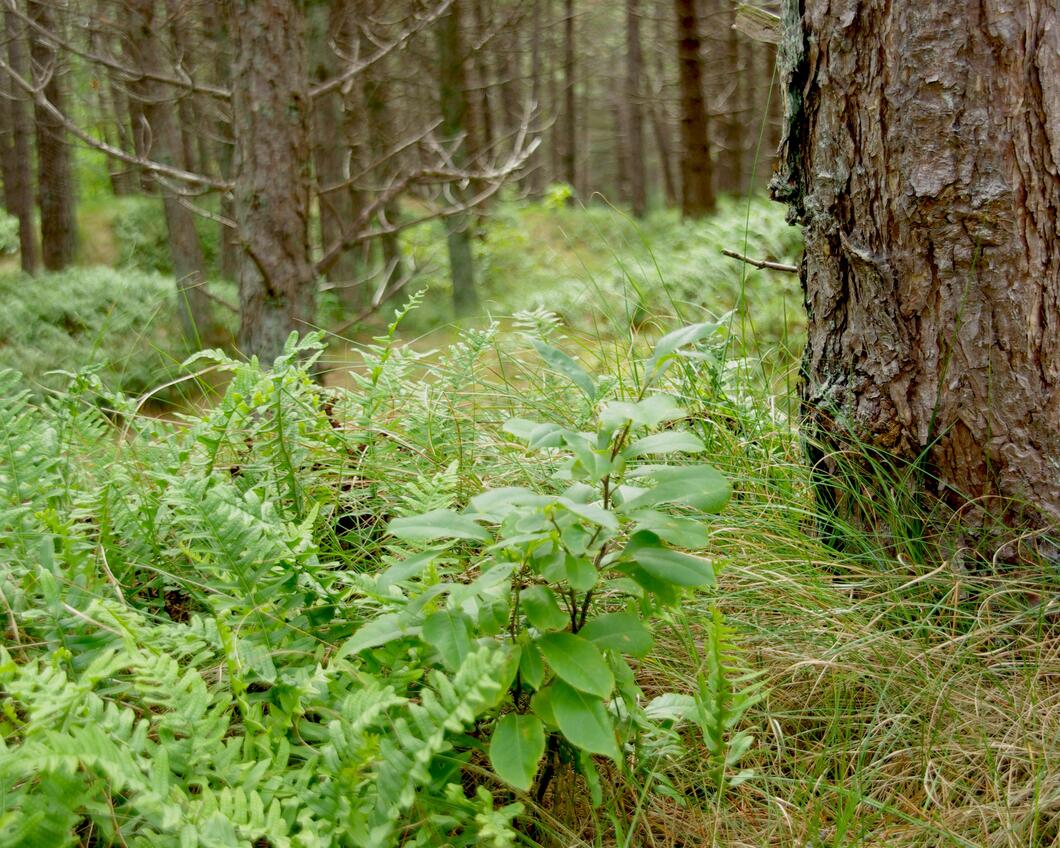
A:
[1,197,1057,847]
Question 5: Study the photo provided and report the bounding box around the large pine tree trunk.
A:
[231,0,315,364]
[27,0,77,269]
[771,0,1060,527]
[673,0,714,217]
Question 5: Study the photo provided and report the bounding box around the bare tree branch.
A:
[0,51,228,190]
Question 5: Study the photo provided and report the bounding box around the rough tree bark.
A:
[230,0,315,363]
[436,0,479,316]
[125,0,212,343]
[625,0,646,217]
[3,7,38,273]
[771,0,1060,529]
[27,0,77,269]
[673,0,714,216]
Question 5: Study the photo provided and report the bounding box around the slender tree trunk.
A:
[230,0,315,363]
[718,2,744,195]
[162,0,199,176]
[362,49,405,295]
[200,1,237,280]
[560,0,576,193]
[771,0,1060,530]
[125,0,212,343]
[526,0,545,194]
[470,0,495,161]
[625,0,646,216]
[309,0,360,299]
[3,8,38,273]
[649,7,678,207]
[436,0,479,316]
[673,0,714,216]
[27,0,77,269]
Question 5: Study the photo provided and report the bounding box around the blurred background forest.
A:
[0,0,799,400]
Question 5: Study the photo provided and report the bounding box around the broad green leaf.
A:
[469,487,549,519]
[530,684,558,728]
[620,465,731,514]
[489,714,546,792]
[387,509,491,542]
[336,613,408,659]
[503,418,566,448]
[375,548,443,590]
[519,640,545,689]
[520,586,570,632]
[562,432,610,481]
[627,540,716,587]
[422,608,474,670]
[646,318,728,380]
[533,339,596,400]
[555,497,618,531]
[644,693,697,723]
[621,563,682,604]
[623,431,705,458]
[600,395,686,431]
[579,612,653,657]
[549,681,619,759]
[537,632,614,698]
[628,509,712,548]
[564,554,598,592]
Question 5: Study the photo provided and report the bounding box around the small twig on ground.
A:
[722,248,799,274]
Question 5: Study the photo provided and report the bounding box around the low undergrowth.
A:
[1,302,1057,847]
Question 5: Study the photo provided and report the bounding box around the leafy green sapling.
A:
[385,321,733,799]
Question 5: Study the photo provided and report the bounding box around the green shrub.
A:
[0,266,196,395]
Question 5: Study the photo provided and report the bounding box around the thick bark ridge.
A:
[231,0,315,365]
[772,0,1060,524]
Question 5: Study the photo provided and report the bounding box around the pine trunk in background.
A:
[3,8,38,274]
[309,0,361,300]
[126,0,212,343]
[363,49,406,295]
[719,3,744,194]
[649,9,678,208]
[673,0,714,216]
[625,0,646,216]
[772,0,1060,531]
[470,0,495,162]
[560,0,577,193]
[162,0,200,176]
[526,0,545,195]
[201,1,237,281]
[436,0,479,316]
[27,0,77,269]
[231,0,315,364]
